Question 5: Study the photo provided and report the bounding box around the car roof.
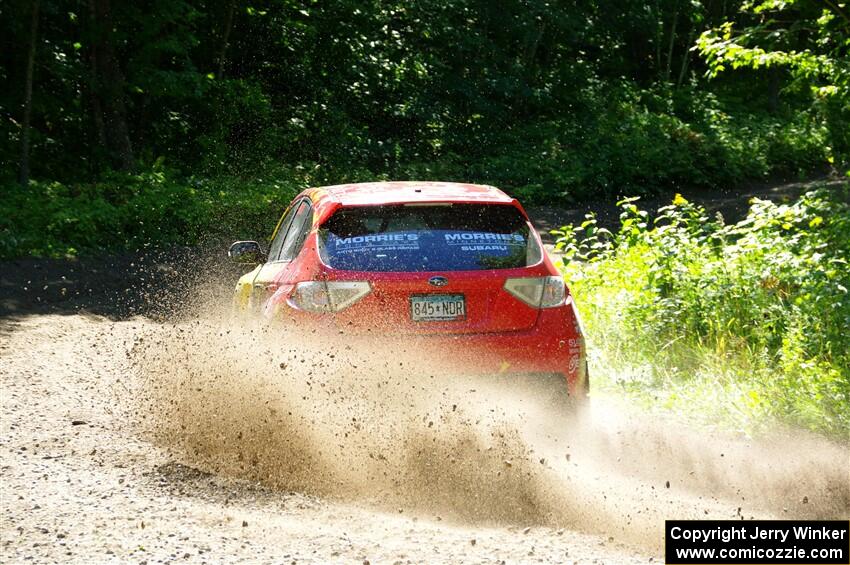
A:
[309,181,515,207]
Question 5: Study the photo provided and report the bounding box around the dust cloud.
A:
[126,297,850,552]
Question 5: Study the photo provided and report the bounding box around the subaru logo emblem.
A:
[428,276,449,287]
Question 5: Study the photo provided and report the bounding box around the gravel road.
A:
[2,310,847,564]
[1,314,651,564]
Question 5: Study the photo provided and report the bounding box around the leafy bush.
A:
[555,185,850,435]
[0,169,303,259]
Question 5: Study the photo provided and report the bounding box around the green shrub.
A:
[555,185,850,436]
[0,169,303,259]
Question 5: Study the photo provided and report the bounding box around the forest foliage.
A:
[1,0,848,257]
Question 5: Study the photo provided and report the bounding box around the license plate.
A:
[410,294,466,322]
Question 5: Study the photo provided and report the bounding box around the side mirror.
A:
[228,241,266,264]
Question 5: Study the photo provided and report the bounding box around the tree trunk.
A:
[18,0,40,187]
[89,0,134,171]
[676,31,694,88]
[768,68,781,114]
[523,20,545,77]
[664,7,679,83]
[655,6,663,74]
[217,0,236,78]
[86,39,107,148]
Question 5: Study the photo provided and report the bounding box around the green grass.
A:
[556,187,850,437]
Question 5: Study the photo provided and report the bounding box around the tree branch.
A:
[820,0,850,28]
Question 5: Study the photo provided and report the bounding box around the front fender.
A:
[233,265,262,312]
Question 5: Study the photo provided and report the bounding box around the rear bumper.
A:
[271,301,587,397]
[430,306,587,396]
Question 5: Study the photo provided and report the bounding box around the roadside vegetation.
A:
[0,169,302,258]
[556,186,850,437]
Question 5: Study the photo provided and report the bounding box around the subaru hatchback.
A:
[229,181,588,401]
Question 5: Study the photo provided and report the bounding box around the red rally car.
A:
[229,181,588,402]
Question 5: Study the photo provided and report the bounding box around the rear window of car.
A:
[318,203,542,271]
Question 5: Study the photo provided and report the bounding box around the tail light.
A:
[503,276,566,308]
[288,281,371,313]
